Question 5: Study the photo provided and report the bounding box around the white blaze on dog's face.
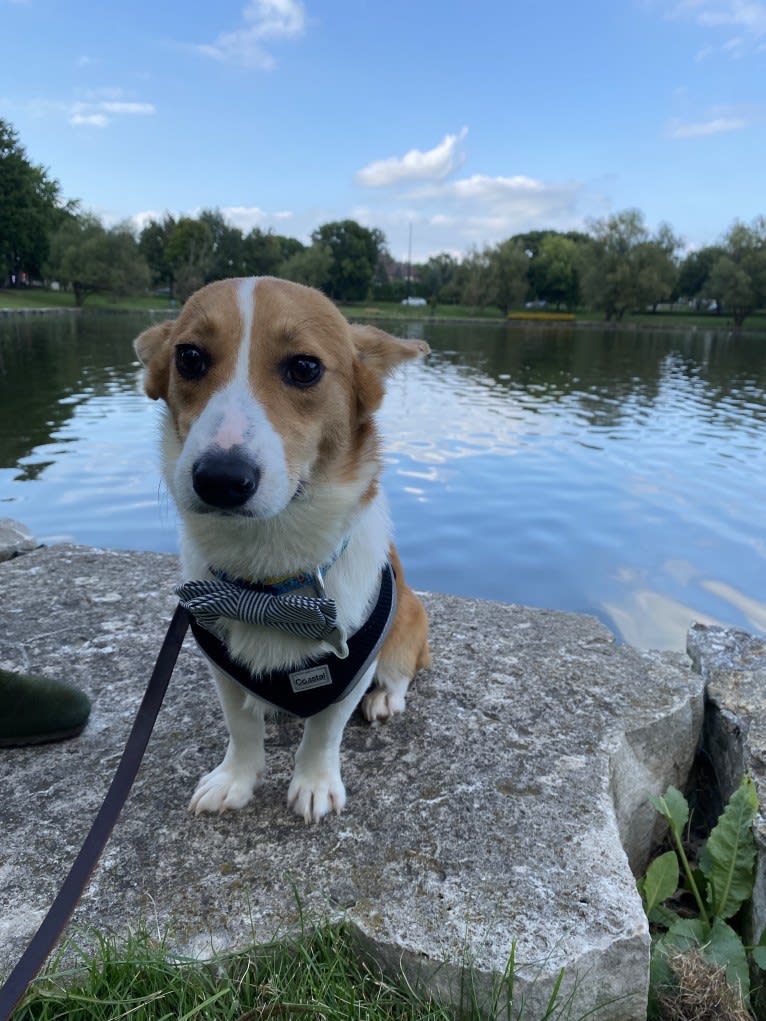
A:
[134,276,428,520]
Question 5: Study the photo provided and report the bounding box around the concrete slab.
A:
[0,544,705,1019]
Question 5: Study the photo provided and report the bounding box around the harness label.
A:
[289,664,333,694]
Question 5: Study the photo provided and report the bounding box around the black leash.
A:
[0,604,190,1021]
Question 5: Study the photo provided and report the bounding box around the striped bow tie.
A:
[175,577,348,657]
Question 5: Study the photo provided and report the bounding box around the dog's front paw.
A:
[189,763,261,815]
[362,687,406,722]
[287,767,346,823]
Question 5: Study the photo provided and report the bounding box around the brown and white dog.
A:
[134,276,430,822]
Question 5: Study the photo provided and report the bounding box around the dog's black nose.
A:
[192,449,260,509]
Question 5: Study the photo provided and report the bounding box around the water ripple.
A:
[2,316,766,651]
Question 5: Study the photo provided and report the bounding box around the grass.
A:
[4,287,764,333]
[12,923,451,1021]
[7,920,596,1021]
[0,289,174,312]
[339,301,505,321]
[339,300,766,332]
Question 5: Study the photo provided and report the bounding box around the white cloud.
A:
[70,113,109,128]
[356,128,468,187]
[351,171,583,260]
[69,99,155,127]
[408,173,579,220]
[131,210,165,232]
[668,116,748,137]
[197,0,307,69]
[670,0,766,54]
[220,205,294,232]
[101,102,155,115]
[722,33,747,54]
[694,0,766,34]
[129,205,296,237]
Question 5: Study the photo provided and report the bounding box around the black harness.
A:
[188,562,396,717]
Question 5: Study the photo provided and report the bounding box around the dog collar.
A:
[187,561,396,719]
[214,536,351,596]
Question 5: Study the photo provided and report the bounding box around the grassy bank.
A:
[11,924,452,1021]
[8,921,583,1021]
[2,287,764,333]
[339,300,766,332]
[0,289,173,312]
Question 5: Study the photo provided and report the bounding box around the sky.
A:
[2,0,765,262]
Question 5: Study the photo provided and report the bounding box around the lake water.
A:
[1,310,765,653]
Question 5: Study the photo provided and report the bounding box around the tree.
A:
[311,219,385,301]
[580,209,679,320]
[639,222,682,311]
[509,229,550,259]
[678,246,724,306]
[419,253,460,303]
[279,243,332,289]
[456,247,494,311]
[243,227,294,277]
[0,119,67,285]
[727,218,766,306]
[702,218,766,326]
[165,217,214,301]
[707,255,754,326]
[199,209,247,281]
[139,214,177,294]
[487,239,529,315]
[46,214,150,306]
[530,233,581,308]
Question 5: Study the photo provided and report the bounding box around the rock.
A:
[687,623,766,947]
[0,519,36,562]
[0,545,706,1019]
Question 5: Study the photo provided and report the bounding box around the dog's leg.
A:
[190,669,266,814]
[287,663,374,823]
[362,575,430,722]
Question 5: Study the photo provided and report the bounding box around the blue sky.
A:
[3,0,765,261]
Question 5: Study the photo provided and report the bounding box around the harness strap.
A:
[0,604,190,1021]
[188,562,396,718]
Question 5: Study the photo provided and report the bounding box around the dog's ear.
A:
[350,324,430,376]
[350,324,429,419]
[134,321,175,401]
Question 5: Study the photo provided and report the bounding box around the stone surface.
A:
[687,623,766,946]
[0,519,36,562]
[0,544,705,1019]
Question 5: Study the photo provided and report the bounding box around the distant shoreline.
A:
[0,297,763,336]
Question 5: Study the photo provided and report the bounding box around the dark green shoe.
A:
[0,669,91,747]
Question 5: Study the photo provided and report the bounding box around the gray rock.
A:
[687,623,766,946]
[0,519,36,562]
[0,544,705,1019]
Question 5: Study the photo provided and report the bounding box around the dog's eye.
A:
[175,344,209,381]
[281,354,324,389]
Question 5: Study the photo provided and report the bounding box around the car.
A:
[401,296,427,306]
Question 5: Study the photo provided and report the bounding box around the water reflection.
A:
[376,320,766,651]
[1,312,766,653]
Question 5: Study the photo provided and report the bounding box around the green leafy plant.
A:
[637,776,766,1013]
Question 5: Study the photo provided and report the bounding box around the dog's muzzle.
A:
[192,447,260,510]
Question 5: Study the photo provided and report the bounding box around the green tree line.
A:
[3,117,766,325]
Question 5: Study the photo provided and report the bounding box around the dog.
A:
[134,276,431,822]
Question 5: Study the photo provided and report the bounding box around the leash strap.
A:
[0,604,190,1021]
